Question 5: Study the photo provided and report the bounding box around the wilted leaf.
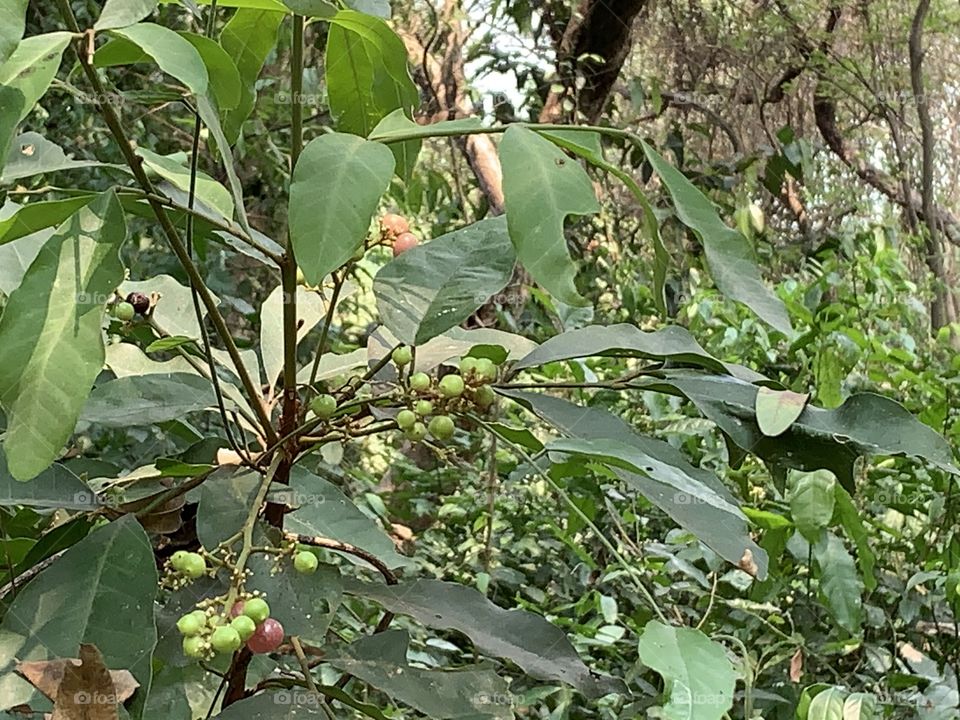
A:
[755,386,808,437]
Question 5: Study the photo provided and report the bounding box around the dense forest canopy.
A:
[0,0,958,718]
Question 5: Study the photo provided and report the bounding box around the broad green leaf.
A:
[79,373,220,427]
[247,555,341,644]
[325,10,418,136]
[284,467,408,569]
[180,32,241,110]
[834,486,877,591]
[211,692,326,717]
[289,132,394,284]
[260,284,340,389]
[0,0,28,65]
[369,113,483,143]
[137,147,233,219]
[196,468,261,549]
[282,0,336,15]
[0,32,71,122]
[633,373,959,491]
[756,386,808,437]
[371,108,421,181]
[842,693,876,720]
[0,192,126,481]
[640,140,792,334]
[0,451,95,510]
[789,469,836,542]
[0,516,157,715]
[814,533,863,634]
[112,23,209,96]
[367,326,537,374]
[636,620,736,720]
[297,348,367,385]
[805,686,846,720]
[500,125,599,306]
[219,8,284,142]
[145,335,195,352]
[374,216,515,345]
[106,341,198,378]
[513,323,763,381]
[1,132,110,183]
[94,0,158,29]
[329,630,512,719]
[503,390,768,577]
[345,578,624,697]
[0,196,95,246]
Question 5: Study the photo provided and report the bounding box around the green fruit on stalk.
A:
[428,415,455,440]
[177,612,204,636]
[396,409,417,429]
[415,399,434,416]
[459,357,479,376]
[183,636,206,659]
[230,615,257,642]
[392,346,413,366]
[113,301,135,321]
[310,394,337,419]
[211,626,242,654]
[294,551,319,574]
[438,374,465,398]
[474,385,497,409]
[180,552,206,579]
[475,358,497,382]
[409,372,431,392]
[243,597,270,624]
[170,550,189,570]
[406,422,428,442]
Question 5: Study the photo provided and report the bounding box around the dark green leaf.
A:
[640,140,792,333]
[0,192,126,480]
[94,0,158,30]
[80,373,220,427]
[371,109,421,181]
[500,125,599,306]
[325,10,418,137]
[1,132,111,183]
[282,0,336,16]
[179,32,242,110]
[247,555,341,644]
[211,691,326,717]
[196,468,261,549]
[289,132,394,285]
[0,516,157,715]
[0,196,95,246]
[0,0,28,65]
[502,390,768,578]
[329,630,513,719]
[834,486,877,591]
[112,23,209,96]
[636,620,736,720]
[789,470,836,542]
[345,578,624,697]
[0,451,95,509]
[814,532,863,634]
[374,217,515,345]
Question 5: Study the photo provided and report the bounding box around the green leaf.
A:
[219,8,284,142]
[289,132,394,284]
[804,686,846,720]
[284,467,408,569]
[834,486,877,591]
[369,114,483,143]
[636,620,736,720]
[789,470,836,542]
[248,555,341,645]
[282,0,336,16]
[0,516,157,715]
[343,0,390,16]
[1,132,110,183]
[371,108,421,182]
[503,390,768,577]
[0,0,28,65]
[345,578,624,697]
[94,0,158,30]
[0,192,126,481]
[145,335,195,352]
[325,10,418,137]
[634,373,959,491]
[814,533,863,634]
[329,630,513,719]
[756,386,809,436]
[513,323,762,380]
[121,274,220,339]
[0,451,95,509]
[640,140,792,334]
[500,125,599,306]
[180,32,242,110]
[195,94,252,234]
[842,693,876,720]
[374,217,515,345]
[80,373,219,427]
[112,23,209,96]
[0,196,95,246]
[137,147,233,219]
[260,284,336,389]
[211,692,326,717]
[196,468,261,549]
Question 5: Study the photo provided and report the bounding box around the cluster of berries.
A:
[111,292,151,322]
[177,597,284,659]
[391,348,499,442]
[380,213,418,257]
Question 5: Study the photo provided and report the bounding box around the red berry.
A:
[246,618,284,654]
[380,213,409,237]
[229,601,244,618]
[392,232,418,257]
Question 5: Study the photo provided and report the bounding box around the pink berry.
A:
[392,232,418,257]
[246,618,284,654]
[229,601,244,618]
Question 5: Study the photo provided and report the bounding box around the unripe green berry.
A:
[183,636,206,659]
[474,385,497,409]
[170,550,189,571]
[415,399,434,416]
[177,612,204,636]
[211,626,242,654]
[113,301,135,322]
[459,357,479,376]
[243,597,270,624]
[428,415,455,440]
[230,615,257,642]
[310,394,337,419]
[396,409,417,429]
[438,374,465,398]
[475,358,497,382]
[408,372,431,392]
[405,421,428,442]
[392,346,413,367]
[180,552,206,579]
[294,551,319,574]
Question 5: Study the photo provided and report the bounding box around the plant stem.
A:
[307,271,346,389]
[53,0,279,445]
